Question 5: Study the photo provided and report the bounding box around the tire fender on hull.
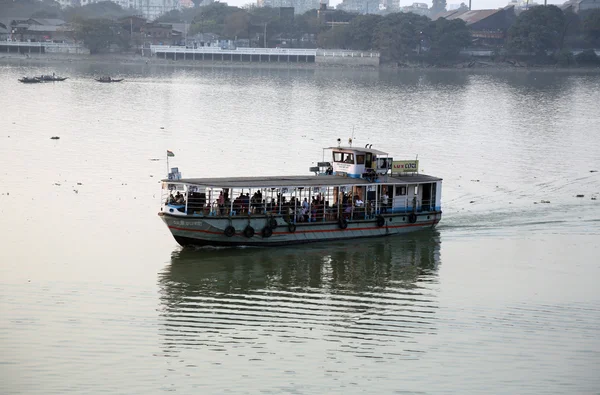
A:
[224,226,236,237]
[408,213,417,224]
[262,226,273,238]
[244,226,255,238]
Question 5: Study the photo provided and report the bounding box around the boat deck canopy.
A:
[326,146,388,155]
[163,174,442,188]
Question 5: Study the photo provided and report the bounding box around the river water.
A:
[1,62,599,394]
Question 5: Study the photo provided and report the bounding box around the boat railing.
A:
[163,189,437,219]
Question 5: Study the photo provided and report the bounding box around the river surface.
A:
[1,62,599,394]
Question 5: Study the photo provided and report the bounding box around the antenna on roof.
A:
[337,138,341,147]
[348,138,353,147]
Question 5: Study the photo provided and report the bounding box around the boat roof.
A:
[163,174,441,188]
[325,146,389,155]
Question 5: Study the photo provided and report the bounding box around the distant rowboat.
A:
[95,77,123,83]
[39,74,68,82]
[18,77,42,83]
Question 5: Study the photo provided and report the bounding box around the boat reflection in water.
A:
[158,232,441,360]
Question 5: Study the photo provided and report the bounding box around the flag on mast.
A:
[167,150,175,157]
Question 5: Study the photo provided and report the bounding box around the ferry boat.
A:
[158,141,442,247]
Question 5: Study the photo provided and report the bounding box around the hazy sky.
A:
[225,0,566,9]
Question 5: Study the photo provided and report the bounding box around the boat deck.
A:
[163,174,442,188]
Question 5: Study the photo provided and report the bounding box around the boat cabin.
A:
[311,145,391,179]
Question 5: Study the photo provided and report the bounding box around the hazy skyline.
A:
[226,0,565,9]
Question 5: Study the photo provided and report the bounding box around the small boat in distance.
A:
[18,77,42,83]
[158,140,443,247]
[95,76,123,83]
[39,74,68,82]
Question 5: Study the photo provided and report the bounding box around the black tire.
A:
[338,218,348,230]
[408,213,418,224]
[288,223,297,233]
[376,215,385,227]
[224,225,235,237]
[262,226,273,238]
[269,217,278,229]
[243,226,255,238]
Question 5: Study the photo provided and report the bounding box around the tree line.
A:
[2,0,600,64]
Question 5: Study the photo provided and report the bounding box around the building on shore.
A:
[257,0,327,14]
[431,5,516,46]
[0,18,75,43]
[560,0,600,13]
[336,0,384,14]
[401,2,430,16]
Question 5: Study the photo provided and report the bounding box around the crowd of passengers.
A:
[170,190,394,221]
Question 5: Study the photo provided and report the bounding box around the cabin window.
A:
[333,152,343,162]
[343,153,354,164]
[356,154,365,165]
[395,186,407,196]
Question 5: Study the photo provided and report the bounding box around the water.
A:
[1,61,599,394]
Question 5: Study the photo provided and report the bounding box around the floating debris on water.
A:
[50,136,60,140]
[576,194,584,198]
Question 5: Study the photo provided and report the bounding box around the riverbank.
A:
[2,52,600,73]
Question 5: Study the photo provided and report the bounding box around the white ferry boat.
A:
[158,141,442,247]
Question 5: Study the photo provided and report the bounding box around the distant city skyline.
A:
[222,0,566,9]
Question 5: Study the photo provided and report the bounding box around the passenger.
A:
[168,193,175,204]
[355,197,364,207]
[217,191,225,215]
[381,191,389,213]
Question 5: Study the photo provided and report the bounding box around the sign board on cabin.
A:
[391,160,419,174]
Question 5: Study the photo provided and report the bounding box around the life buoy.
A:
[338,218,348,229]
[269,217,278,229]
[224,225,235,237]
[408,213,418,224]
[376,215,385,227]
[243,225,255,238]
[262,226,273,238]
[288,223,296,233]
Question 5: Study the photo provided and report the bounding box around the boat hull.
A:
[159,212,442,247]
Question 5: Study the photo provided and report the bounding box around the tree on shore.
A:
[73,17,129,54]
[427,18,471,59]
[506,5,567,55]
[346,14,382,50]
[582,9,600,46]
[373,12,429,61]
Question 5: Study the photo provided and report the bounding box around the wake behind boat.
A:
[158,140,442,247]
